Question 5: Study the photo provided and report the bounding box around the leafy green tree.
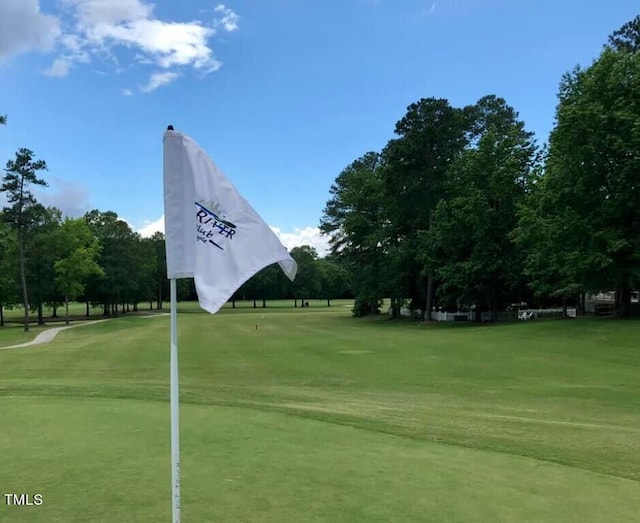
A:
[241,269,261,308]
[1,148,48,331]
[54,218,103,324]
[513,176,586,316]
[382,234,425,318]
[382,98,469,319]
[0,218,18,326]
[176,278,195,302]
[320,152,387,315]
[84,210,139,316]
[25,206,62,324]
[317,257,349,306]
[290,245,321,307]
[128,237,157,311]
[607,15,640,53]
[541,47,640,317]
[150,232,168,309]
[426,95,538,318]
[253,264,283,307]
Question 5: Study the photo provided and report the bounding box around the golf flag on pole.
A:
[163,128,297,312]
[163,126,297,522]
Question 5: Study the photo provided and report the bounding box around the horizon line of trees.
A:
[0,199,352,330]
[320,15,640,320]
[1,121,352,332]
[0,146,350,330]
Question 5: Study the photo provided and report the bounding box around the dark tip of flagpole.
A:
[167,125,174,131]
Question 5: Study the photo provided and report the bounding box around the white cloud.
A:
[43,57,72,76]
[270,226,330,257]
[140,71,180,92]
[214,4,239,32]
[62,0,154,26]
[137,215,330,257]
[86,19,219,71]
[42,0,238,91]
[0,0,61,59]
[430,2,437,13]
[138,215,165,238]
[121,88,133,96]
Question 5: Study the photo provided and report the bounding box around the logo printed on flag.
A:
[195,200,237,250]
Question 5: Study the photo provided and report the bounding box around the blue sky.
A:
[1,0,637,254]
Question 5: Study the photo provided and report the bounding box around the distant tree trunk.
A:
[253,298,257,308]
[18,235,29,332]
[391,297,400,318]
[370,299,378,314]
[562,296,568,318]
[86,301,90,317]
[37,302,44,325]
[133,303,138,312]
[52,304,58,318]
[149,299,153,310]
[577,294,583,315]
[262,298,266,308]
[157,284,163,310]
[424,213,435,322]
[327,297,330,307]
[0,301,4,327]
[425,272,434,321]
[616,282,631,318]
[294,297,298,308]
[103,302,109,316]
[65,296,70,325]
[232,298,236,309]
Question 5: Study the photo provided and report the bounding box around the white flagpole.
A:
[163,125,297,523]
[170,278,181,522]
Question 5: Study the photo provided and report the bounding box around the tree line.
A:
[0,162,171,330]
[320,16,640,319]
[0,133,349,330]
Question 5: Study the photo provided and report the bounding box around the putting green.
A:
[1,396,638,522]
[1,308,639,521]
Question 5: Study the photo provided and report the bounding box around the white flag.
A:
[163,128,297,314]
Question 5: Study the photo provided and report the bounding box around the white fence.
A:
[517,308,576,319]
[434,308,577,322]
[433,311,471,321]
[390,307,577,321]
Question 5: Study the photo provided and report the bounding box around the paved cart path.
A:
[0,313,168,350]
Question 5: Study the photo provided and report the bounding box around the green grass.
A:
[1,298,354,317]
[0,324,49,347]
[0,308,639,522]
